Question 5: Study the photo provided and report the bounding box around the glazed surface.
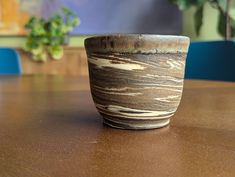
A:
[85,34,189,53]
[85,35,189,129]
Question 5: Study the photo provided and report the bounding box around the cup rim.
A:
[85,34,189,42]
[85,34,190,54]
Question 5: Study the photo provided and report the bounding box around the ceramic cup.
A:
[85,34,190,130]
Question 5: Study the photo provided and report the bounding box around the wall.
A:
[183,3,222,41]
[0,36,87,47]
[0,3,223,48]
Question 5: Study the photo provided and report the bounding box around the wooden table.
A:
[0,75,235,177]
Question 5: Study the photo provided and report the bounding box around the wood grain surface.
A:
[85,35,189,129]
[0,75,235,177]
[17,47,88,76]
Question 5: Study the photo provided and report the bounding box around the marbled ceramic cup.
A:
[85,34,190,130]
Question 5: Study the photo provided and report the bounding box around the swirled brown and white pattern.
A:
[85,35,190,129]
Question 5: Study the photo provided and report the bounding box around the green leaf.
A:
[169,0,206,10]
[194,5,204,36]
[62,25,73,33]
[217,8,235,38]
[70,18,80,27]
[25,17,37,29]
[217,0,227,12]
[48,46,64,60]
[40,37,49,44]
[31,45,44,55]
[218,10,226,38]
[32,52,47,62]
[169,0,190,10]
[61,6,76,16]
[61,24,69,33]
[230,18,235,37]
[22,42,30,52]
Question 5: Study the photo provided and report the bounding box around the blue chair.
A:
[185,41,235,81]
[0,48,22,75]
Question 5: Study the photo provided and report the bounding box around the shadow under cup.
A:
[85,34,190,130]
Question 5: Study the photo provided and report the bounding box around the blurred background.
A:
[0,0,233,77]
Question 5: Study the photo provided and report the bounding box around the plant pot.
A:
[85,34,190,130]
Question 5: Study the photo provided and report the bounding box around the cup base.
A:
[103,117,170,130]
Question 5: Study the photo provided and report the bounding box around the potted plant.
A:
[170,0,235,81]
[23,7,80,62]
[170,0,235,39]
